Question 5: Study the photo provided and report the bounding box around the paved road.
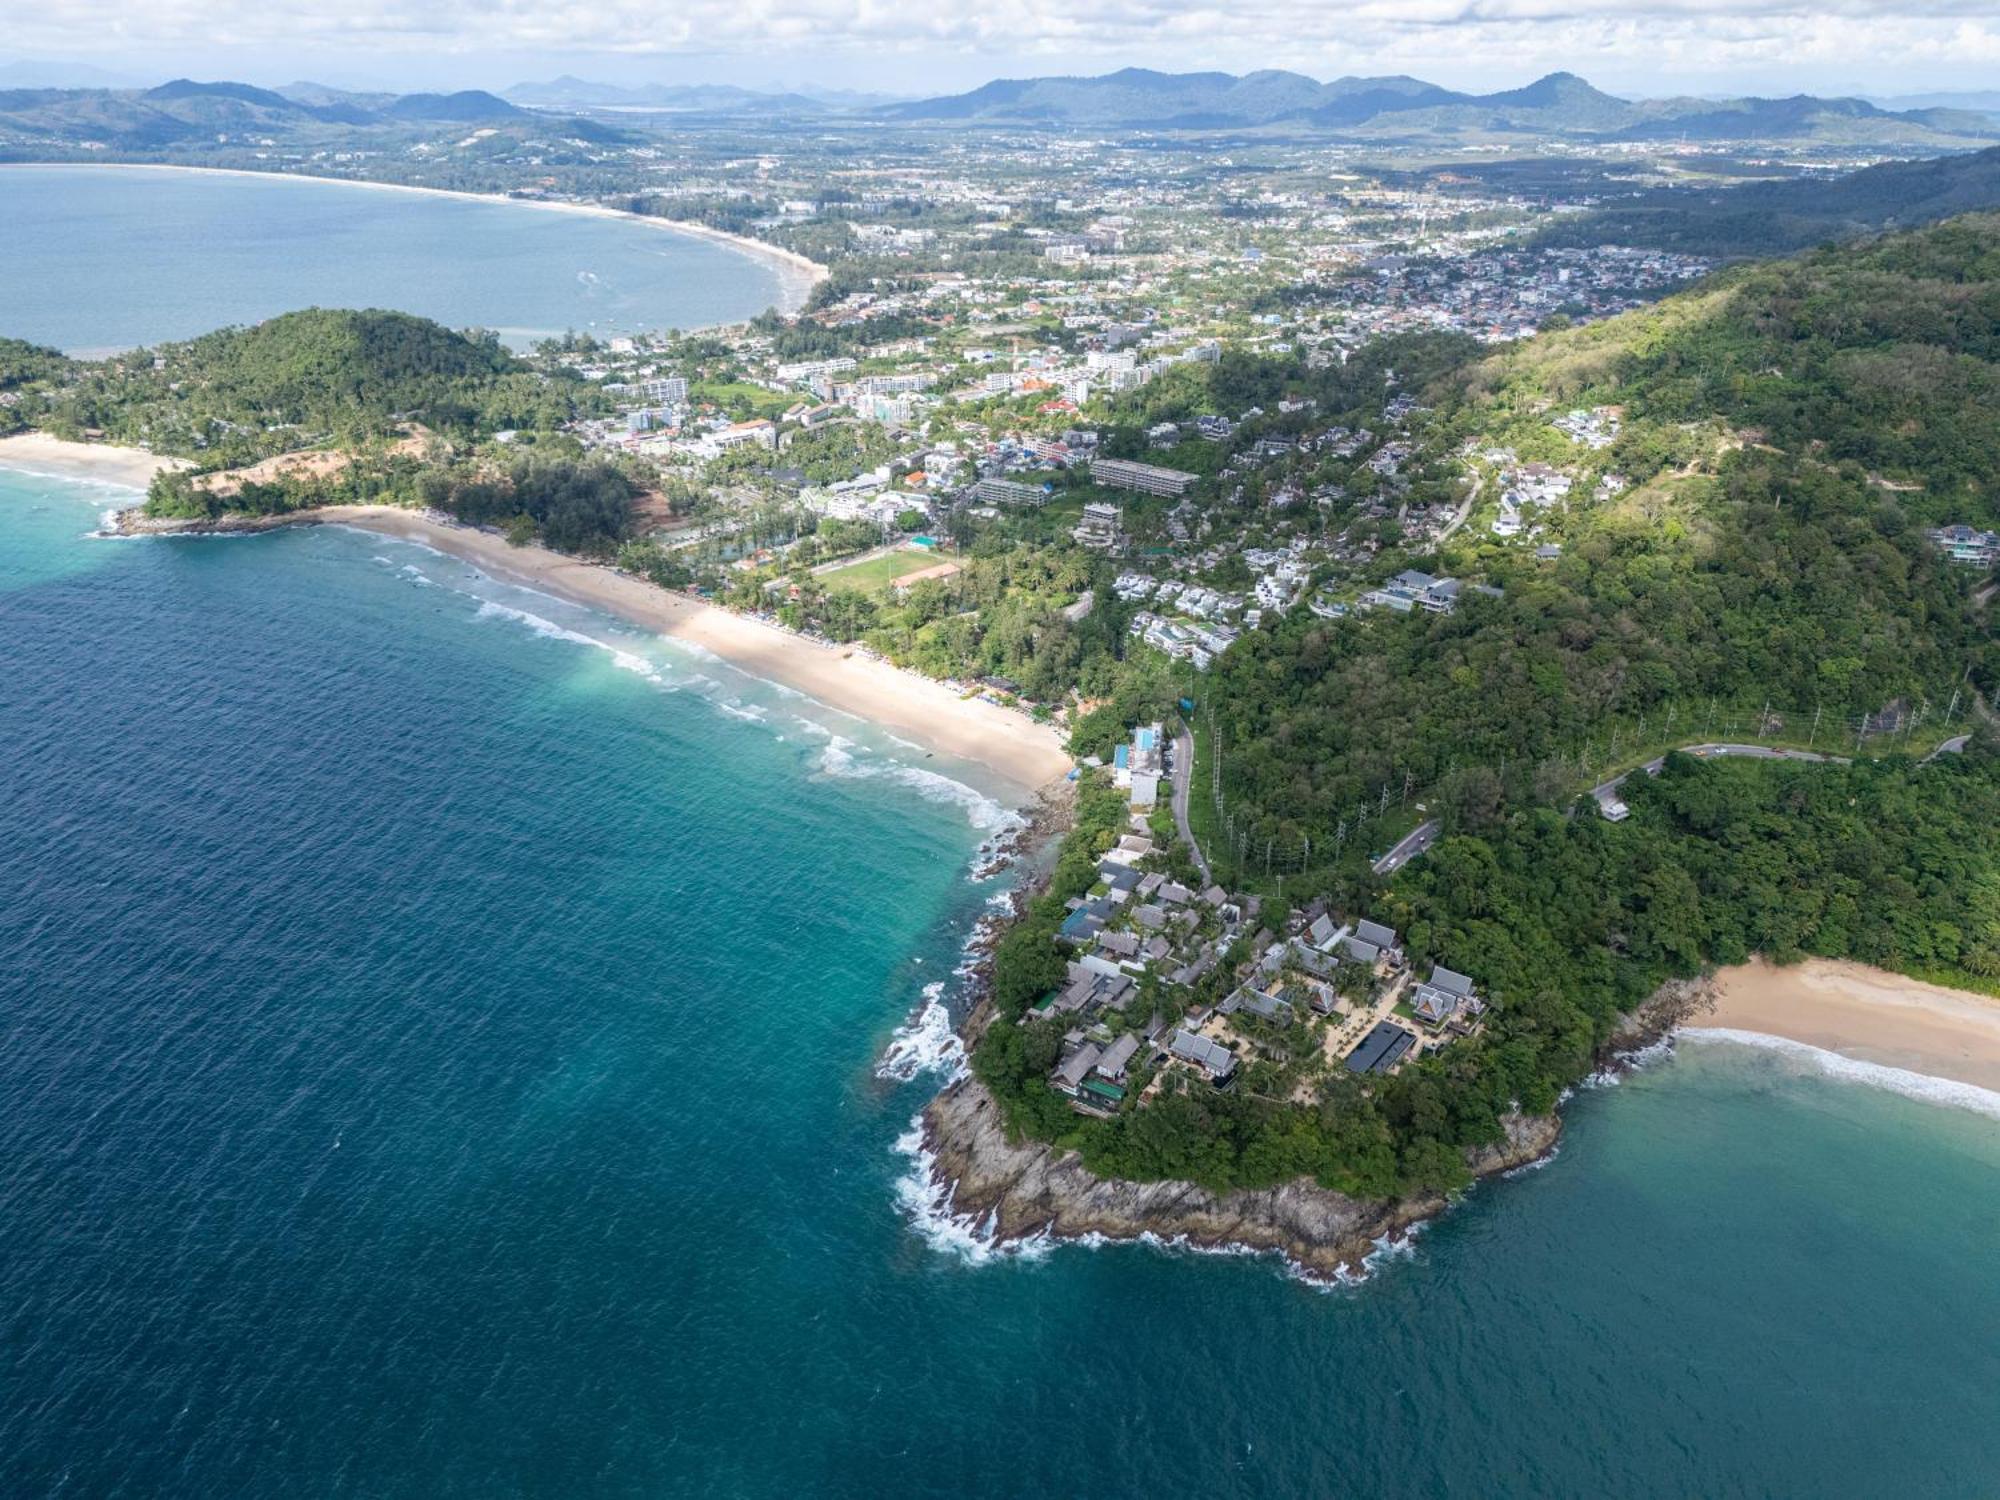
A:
[1170,726,1213,885]
[1372,819,1439,876]
[1923,734,1973,764]
[1375,737,1969,877]
[1589,742,1849,807]
[1433,470,1482,547]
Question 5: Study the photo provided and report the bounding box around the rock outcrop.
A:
[919,1076,1561,1280]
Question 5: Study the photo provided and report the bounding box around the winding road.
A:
[1372,737,1970,877]
[1170,725,1213,885]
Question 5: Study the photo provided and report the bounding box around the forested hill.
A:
[0,308,603,464]
[1535,145,2000,258]
[1469,215,2000,511]
[1206,214,2000,881]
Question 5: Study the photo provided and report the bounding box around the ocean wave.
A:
[473,599,666,684]
[1502,1143,1562,1179]
[890,1117,1053,1265]
[875,984,967,1085]
[817,735,1021,833]
[1580,1033,1676,1089]
[1679,1027,2000,1121]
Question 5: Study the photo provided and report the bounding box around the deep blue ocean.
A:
[0,166,793,352]
[4,469,1999,1497]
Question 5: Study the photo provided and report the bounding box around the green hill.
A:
[1535,145,2000,257]
[1201,214,2000,871]
[6,308,597,462]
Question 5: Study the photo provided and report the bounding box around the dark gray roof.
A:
[1054,1043,1102,1088]
[1224,987,1292,1022]
[1428,965,1474,997]
[1097,1033,1140,1080]
[1355,918,1399,950]
[1346,1021,1415,1075]
[1168,1029,1237,1078]
[1341,936,1382,966]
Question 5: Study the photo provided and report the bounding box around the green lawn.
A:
[817,548,945,595]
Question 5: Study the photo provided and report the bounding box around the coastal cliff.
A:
[919,1077,1560,1279]
[918,980,1707,1279]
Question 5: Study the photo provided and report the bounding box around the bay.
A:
[0,165,796,353]
[3,470,1997,1497]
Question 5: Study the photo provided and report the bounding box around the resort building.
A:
[1089,457,1199,497]
[1112,722,1165,807]
[968,476,1048,507]
[1167,1028,1238,1083]
[1346,1020,1416,1075]
[1411,965,1478,1026]
[1073,501,1124,549]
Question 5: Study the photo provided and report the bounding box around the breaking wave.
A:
[891,1117,1052,1265]
[875,984,967,1084]
[1680,1027,2000,1121]
[473,599,665,683]
[817,735,1021,833]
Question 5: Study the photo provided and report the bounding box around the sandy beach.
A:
[1692,958,2000,1094]
[0,433,190,490]
[0,163,826,316]
[342,508,1072,796]
[80,496,1072,797]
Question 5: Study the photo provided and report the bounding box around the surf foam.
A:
[1680,1027,2000,1121]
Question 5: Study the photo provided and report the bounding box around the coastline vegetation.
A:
[974,750,2000,1200]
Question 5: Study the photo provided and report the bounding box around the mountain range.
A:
[0,79,625,149]
[879,67,2000,145]
[500,76,897,113]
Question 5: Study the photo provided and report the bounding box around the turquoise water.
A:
[3,470,1999,1497]
[0,166,792,352]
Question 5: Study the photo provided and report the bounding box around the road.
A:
[1170,726,1213,885]
[1375,737,1970,878]
[1372,819,1438,876]
[1589,742,1849,806]
[1432,470,1482,547]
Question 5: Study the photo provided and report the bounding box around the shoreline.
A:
[0,161,827,323]
[97,499,1072,800]
[1687,957,2000,1096]
[911,951,2000,1278]
[0,433,190,490]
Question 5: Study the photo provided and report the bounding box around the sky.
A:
[6,1,2000,100]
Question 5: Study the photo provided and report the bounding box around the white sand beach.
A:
[0,433,191,489]
[339,508,1072,796]
[1693,958,2000,1094]
[69,494,1071,796]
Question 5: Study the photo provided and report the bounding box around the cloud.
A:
[9,0,2000,89]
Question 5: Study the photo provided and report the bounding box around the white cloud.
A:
[7,0,1999,94]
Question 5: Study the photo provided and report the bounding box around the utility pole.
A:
[1807,704,1821,751]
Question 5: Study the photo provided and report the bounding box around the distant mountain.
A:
[0,80,617,148]
[1871,91,2000,116]
[0,58,147,90]
[1535,143,2000,257]
[142,77,380,127]
[378,90,524,123]
[500,76,870,114]
[882,67,2000,146]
